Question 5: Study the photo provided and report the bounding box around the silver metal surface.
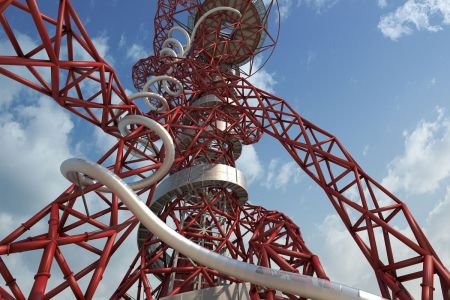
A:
[192,94,229,107]
[60,158,386,300]
[150,163,248,214]
[66,115,175,192]
[185,7,242,57]
[187,0,267,66]
[160,283,251,300]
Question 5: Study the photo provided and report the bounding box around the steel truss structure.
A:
[0,0,449,299]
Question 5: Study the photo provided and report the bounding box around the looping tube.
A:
[127,7,240,113]
[184,6,242,57]
[127,76,179,113]
[70,115,174,192]
[113,8,241,190]
[128,91,169,113]
[60,158,385,300]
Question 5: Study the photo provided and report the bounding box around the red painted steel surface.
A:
[113,198,328,299]
[0,1,448,299]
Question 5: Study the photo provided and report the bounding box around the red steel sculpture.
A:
[0,1,449,299]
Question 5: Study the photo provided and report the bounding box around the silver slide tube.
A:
[184,6,241,56]
[74,115,175,192]
[61,158,384,300]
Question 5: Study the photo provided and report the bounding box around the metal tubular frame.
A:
[0,1,449,299]
[0,0,137,136]
[114,196,330,299]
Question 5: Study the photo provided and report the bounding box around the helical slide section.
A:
[62,7,386,299]
[61,157,384,300]
[112,8,243,178]
[127,6,240,113]
[71,115,174,192]
[184,6,242,56]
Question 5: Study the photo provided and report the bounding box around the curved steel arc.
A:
[1,1,448,299]
[60,158,385,300]
[227,78,450,299]
[0,1,137,133]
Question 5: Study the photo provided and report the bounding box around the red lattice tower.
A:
[0,1,448,300]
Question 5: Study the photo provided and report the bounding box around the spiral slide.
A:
[61,116,382,300]
[59,5,385,299]
[61,158,384,300]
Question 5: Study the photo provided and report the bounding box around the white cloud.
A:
[58,33,113,65]
[0,31,114,128]
[262,159,303,190]
[429,77,437,87]
[236,146,303,190]
[317,215,376,291]
[93,34,114,64]
[268,0,338,20]
[248,68,277,93]
[119,33,126,48]
[236,145,264,184]
[382,107,450,195]
[378,0,388,8]
[243,57,277,93]
[0,32,49,109]
[426,186,450,269]
[0,93,137,298]
[0,30,138,299]
[279,0,294,20]
[314,109,450,297]
[298,0,339,13]
[126,43,150,62]
[378,0,450,40]
[0,97,74,215]
[363,144,370,156]
[0,70,24,109]
[316,184,450,298]
[306,50,317,66]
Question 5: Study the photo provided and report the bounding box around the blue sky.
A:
[1,0,450,298]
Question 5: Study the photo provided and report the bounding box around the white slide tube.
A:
[127,7,240,112]
[74,115,174,192]
[60,158,385,300]
[184,6,242,57]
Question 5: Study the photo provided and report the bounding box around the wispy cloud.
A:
[428,77,437,87]
[119,33,126,48]
[363,144,370,156]
[92,34,114,63]
[315,108,450,296]
[377,0,388,8]
[382,107,450,195]
[298,0,339,13]
[262,159,303,190]
[243,57,278,93]
[269,0,338,21]
[0,30,138,296]
[279,0,294,20]
[378,0,450,40]
[0,97,74,215]
[126,43,150,61]
[236,145,264,184]
[426,186,450,267]
[236,146,303,191]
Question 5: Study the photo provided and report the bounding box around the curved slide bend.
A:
[60,7,384,296]
[61,159,385,300]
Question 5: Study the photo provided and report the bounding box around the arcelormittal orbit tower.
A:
[0,1,449,299]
